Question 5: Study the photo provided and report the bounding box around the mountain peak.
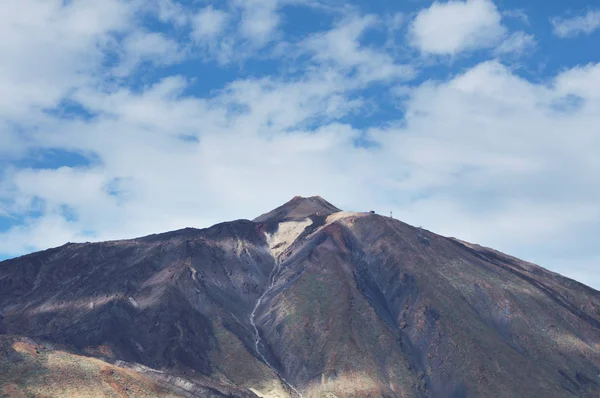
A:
[253,195,341,223]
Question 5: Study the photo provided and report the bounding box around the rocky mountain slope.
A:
[0,196,599,397]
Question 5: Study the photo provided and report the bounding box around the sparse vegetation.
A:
[0,337,179,398]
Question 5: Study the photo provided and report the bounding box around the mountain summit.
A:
[253,195,342,223]
[0,197,599,397]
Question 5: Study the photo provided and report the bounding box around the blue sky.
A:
[0,0,599,289]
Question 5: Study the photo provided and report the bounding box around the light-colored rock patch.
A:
[326,211,365,224]
[266,218,313,257]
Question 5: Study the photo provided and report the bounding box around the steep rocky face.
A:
[1,197,599,397]
[0,221,287,397]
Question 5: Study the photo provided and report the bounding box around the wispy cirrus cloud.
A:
[552,9,600,38]
[494,31,536,56]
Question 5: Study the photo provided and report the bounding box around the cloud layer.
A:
[0,0,599,289]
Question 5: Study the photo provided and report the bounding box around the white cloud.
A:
[554,63,600,100]
[503,9,529,25]
[369,61,600,285]
[409,0,506,55]
[191,6,229,40]
[301,15,415,85]
[494,31,536,56]
[237,0,281,45]
[0,0,137,121]
[187,0,290,63]
[114,31,185,76]
[552,9,600,38]
[153,0,188,27]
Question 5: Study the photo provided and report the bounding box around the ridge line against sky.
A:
[0,0,599,289]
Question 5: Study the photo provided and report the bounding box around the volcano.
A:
[0,196,599,397]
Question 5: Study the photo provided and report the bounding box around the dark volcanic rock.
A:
[254,195,341,223]
[1,196,599,398]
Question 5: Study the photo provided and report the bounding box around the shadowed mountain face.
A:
[1,196,599,398]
